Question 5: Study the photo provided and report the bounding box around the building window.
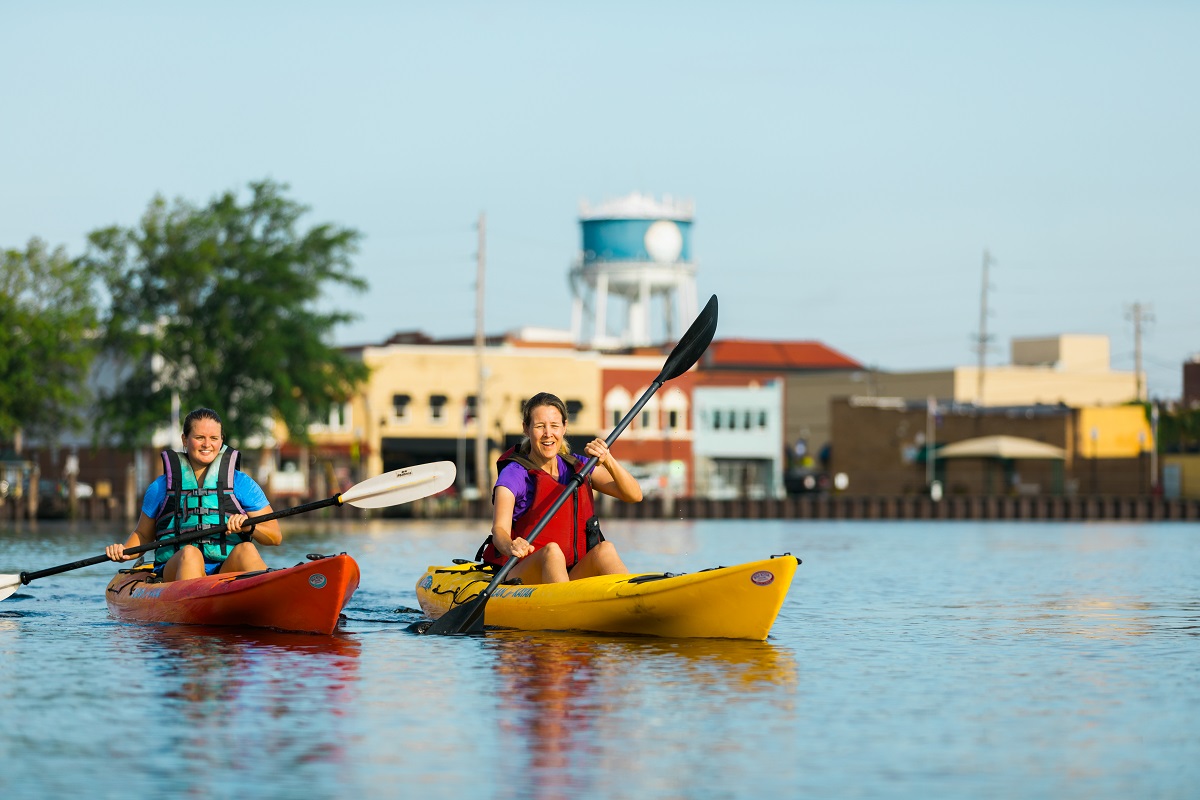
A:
[604,387,632,434]
[310,402,352,434]
[566,399,583,424]
[758,410,768,429]
[743,411,752,430]
[465,395,478,424]
[713,410,722,430]
[662,388,688,434]
[392,394,411,422]
[429,394,447,423]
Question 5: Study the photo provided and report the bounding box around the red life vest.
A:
[479,446,600,570]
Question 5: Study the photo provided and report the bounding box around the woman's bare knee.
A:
[220,543,266,573]
[523,543,569,583]
[165,545,203,581]
[571,542,627,579]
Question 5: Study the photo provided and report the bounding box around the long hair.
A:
[520,392,571,456]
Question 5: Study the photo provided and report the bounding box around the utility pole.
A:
[973,249,996,406]
[1125,302,1154,401]
[474,212,489,500]
[925,395,936,490]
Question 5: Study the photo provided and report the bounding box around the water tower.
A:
[569,192,698,348]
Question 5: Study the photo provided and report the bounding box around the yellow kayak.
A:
[415,554,800,640]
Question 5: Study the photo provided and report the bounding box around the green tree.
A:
[0,238,100,442]
[1155,404,1200,453]
[85,179,370,446]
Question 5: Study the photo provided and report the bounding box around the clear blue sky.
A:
[3,1,1196,399]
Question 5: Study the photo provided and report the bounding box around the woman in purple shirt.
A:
[487,392,643,584]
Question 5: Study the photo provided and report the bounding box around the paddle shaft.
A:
[18,494,342,584]
[420,295,717,636]
[485,379,662,593]
[426,381,667,635]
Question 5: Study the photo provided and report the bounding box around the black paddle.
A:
[417,294,719,636]
[1,461,457,599]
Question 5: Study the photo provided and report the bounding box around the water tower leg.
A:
[661,287,676,341]
[571,295,583,343]
[595,274,609,341]
[636,276,651,343]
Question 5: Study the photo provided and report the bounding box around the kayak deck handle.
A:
[626,573,678,585]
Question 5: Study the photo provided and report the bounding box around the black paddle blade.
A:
[658,294,718,382]
[417,594,488,636]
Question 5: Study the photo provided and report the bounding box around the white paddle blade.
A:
[0,575,21,602]
[339,461,458,509]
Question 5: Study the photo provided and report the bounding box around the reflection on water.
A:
[483,631,798,800]
[2,519,1198,798]
[1041,598,1200,640]
[126,625,362,779]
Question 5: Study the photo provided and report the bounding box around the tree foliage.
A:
[1155,403,1200,453]
[0,239,100,441]
[86,180,370,446]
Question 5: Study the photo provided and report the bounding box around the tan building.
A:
[787,333,1142,471]
[830,397,1154,497]
[297,333,817,504]
[297,332,605,500]
[1163,454,1200,500]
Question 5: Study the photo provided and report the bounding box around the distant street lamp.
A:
[1151,403,1160,493]
[1138,430,1147,495]
[1090,426,1099,495]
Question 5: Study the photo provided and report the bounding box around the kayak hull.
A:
[415,555,798,640]
[105,554,360,635]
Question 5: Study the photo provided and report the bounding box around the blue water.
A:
[0,519,1196,799]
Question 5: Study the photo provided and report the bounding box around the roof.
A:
[936,435,1067,460]
[579,192,694,220]
[703,339,863,371]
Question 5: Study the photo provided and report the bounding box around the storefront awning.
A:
[935,435,1066,460]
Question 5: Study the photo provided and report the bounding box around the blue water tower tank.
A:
[582,214,693,266]
[570,193,699,348]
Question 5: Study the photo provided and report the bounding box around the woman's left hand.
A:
[585,438,613,466]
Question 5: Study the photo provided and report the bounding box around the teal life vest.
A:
[154,446,246,566]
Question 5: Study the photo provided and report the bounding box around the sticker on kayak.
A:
[309,573,328,589]
[750,570,775,587]
[420,575,433,590]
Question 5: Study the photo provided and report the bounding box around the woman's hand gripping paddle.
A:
[0,461,457,601]
[417,295,719,636]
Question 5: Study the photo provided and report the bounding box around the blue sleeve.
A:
[233,471,270,512]
[140,477,167,519]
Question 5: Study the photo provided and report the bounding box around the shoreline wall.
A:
[7,493,1199,523]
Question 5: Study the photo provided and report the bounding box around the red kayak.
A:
[105,553,360,635]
